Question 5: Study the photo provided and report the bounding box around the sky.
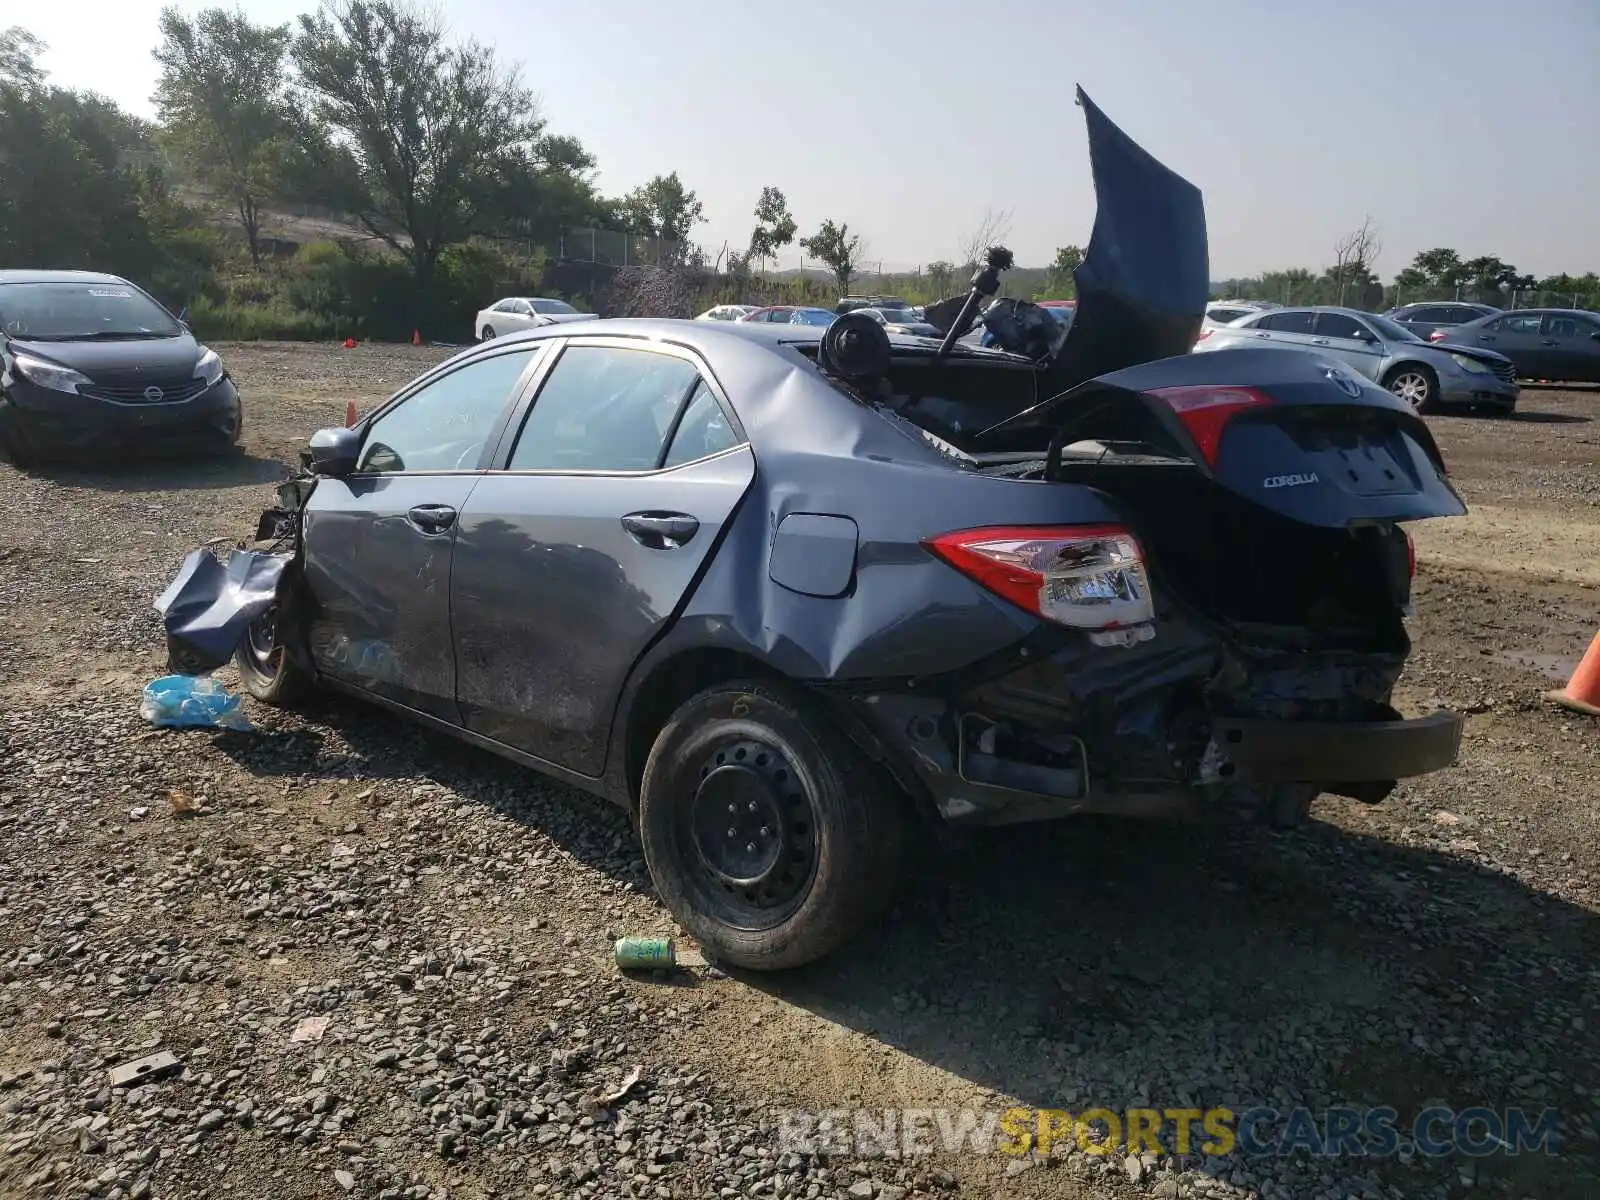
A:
[19,0,1600,278]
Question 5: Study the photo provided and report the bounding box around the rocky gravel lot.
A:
[1,343,1598,1200]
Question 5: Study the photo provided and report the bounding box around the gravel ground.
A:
[1,343,1598,1200]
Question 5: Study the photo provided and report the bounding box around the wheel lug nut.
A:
[727,827,737,838]
[745,842,756,853]
[727,804,736,814]
[760,826,770,837]
[747,802,758,812]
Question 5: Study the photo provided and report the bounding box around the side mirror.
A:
[307,426,362,477]
[1590,331,1600,342]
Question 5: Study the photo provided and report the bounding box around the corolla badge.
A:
[1263,472,1320,490]
[1325,367,1363,398]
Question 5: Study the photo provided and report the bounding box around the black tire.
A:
[638,680,906,971]
[0,403,33,468]
[1384,363,1439,414]
[232,602,312,706]
[480,325,496,341]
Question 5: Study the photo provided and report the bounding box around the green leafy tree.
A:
[0,26,47,93]
[1048,244,1084,297]
[800,218,862,294]
[292,0,563,303]
[746,186,796,272]
[925,260,955,297]
[153,6,297,264]
[618,172,705,264]
[1409,247,1464,291]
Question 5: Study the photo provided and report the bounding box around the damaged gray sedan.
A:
[216,92,1467,970]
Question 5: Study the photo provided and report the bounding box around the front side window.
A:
[1544,313,1600,338]
[358,348,542,473]
[1314,313,1371,340]
[508,345,702,472]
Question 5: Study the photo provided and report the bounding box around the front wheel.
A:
[638,680,906,971]
[480,325,497,341]
[1385,364,1439,414]
[233,603,313,706]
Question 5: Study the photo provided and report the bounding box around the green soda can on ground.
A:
[615,936,675,971]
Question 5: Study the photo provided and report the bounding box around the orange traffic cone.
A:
[1545,631,1600,716]
[345,400,358,427]
[412,329,422,346]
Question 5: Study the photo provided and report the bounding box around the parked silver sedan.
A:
[1194,305,1519,414]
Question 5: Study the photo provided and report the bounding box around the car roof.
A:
[0,269,131,285]
[459,316,1029,362]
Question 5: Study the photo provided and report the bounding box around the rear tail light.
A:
[1147,385,1274,468]
[1403,528,1416,578]
[924,525,1154,632]
[1195,329,1213,342]
[1428,330,1447,343]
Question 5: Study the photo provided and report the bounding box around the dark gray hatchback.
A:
[0,270,241,463]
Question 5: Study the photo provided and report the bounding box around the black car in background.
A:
[1383,301,1500,340]
[0,270,241,464]
[1433,307,1600,384]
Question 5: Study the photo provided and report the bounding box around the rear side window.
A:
[1255,311,1315,334]
[1488,313,1542,335]
[661,382,740,467]
[508,345,702,472]
[1207,307,1251,324]
[1404,307,1449,323]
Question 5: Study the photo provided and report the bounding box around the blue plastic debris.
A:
[138,675,253,731]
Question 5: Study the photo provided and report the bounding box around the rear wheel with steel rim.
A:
[1384,364,1439,414]
[480,325,497,341]
[638,680,906,970]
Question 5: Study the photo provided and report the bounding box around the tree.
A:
[153,7,297,264]
[1410,248,1464,291]
[292,0,558,303]
[616,172,704,265]
[925,260,955,297]
[1329,217,1381,306]
[0,26,47,93]
[956,207,1013,272]
[1049,244,1084,296]
[800,219,862,294]
[1459,255,1517,300]
[745,185,796,273]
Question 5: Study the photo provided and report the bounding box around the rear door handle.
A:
[1541,338,1559,346]
[1311,338,1331,345]
[1254,332,1271,339]
[622,511,699,548]
[407,504,457,534]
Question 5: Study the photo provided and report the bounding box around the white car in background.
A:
[695,304,759,322]
[475,297,598,340]
[1201,300,1279,335]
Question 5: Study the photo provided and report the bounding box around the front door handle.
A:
[1311,338,1331,345]
[1541,338,1559,346]
[1254,332,1271,338]
[622,511,699,549]
[407,504,457,535]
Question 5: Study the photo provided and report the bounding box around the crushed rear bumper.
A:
[1208,710,1464,784]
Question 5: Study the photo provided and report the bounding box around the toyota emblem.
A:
[1325,367,1362,398]
[143,385,164,402]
